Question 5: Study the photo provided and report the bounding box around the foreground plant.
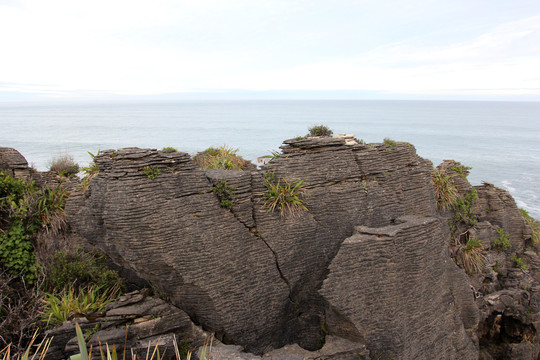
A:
[0,330,52,360]
[69,321,212,360]
[262,172,308,216]
[42,284,121,327]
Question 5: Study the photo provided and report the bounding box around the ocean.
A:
[1,100,539,218]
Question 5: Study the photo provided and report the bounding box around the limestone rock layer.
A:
[60,138,491,358]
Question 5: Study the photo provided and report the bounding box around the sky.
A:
[1,0,540,101]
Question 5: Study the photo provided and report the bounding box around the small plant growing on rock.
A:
[212,180,235,209]
[143,166,161,179]
[307,125,333,137]
[521,208,539,245]
[194,145,251,171]
[431,169,459,210]
[41,284,121,327]
[257,150,282,164]
[383,138,398,147]
[511,255,528,271]
[162,146,178,152]
[459,237,486,274]
[262,171,308,216]
[453,188,479,227]
[49,154,79,177]
[450,164,472,179]
[493,227,511,250]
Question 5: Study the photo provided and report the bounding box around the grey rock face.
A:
[62,138,495,358]
[0,147,31,180]
[67,148,289,353]
[320,216,478,360]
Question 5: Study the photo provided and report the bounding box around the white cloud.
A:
[0,2,539,98]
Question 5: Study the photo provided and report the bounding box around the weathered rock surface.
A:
[320,216,478,359]
[63,138,479,358]
[0,146,32,180]
[3,136,539,359]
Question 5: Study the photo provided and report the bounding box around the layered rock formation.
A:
[64,138,479,359]
[2,136,539,359]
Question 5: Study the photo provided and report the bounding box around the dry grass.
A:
[48,155,79,177]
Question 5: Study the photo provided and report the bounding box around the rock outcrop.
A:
[64,138,479,358]
[1,137,538,360]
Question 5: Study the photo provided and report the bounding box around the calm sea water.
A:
[1,100,539,218]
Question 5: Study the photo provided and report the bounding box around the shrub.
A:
[211,180,235,209]
[431,170,458,210]
[0,270,46,356]
[46,248,124,293]
[49,154,79,177]
[194,145,251,171]
[453,188,479,227]
[307,125,333,137]
[450,164,472,179]
[162,147,178,152]
[262,172,308,216]
[143,166,161,179]
[383,138,398,147]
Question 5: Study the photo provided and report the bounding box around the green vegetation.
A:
[42,285,120,327]
[493,228,511,250]
[257,150,281,164]
[511,255,528,271]
[460,237,486,274]
[262,172,308,216]
[211,180,236,209]
[307,124,333,137]
[46,249,124,293]
[0,172,67,283]
[194,145,251,170]
[41,248,125,327]
[450,164,472,179]
[49,154,79,177]
[0,171,128,356]
[162,146,178,152]
[431,169,459,210]
[521,208,539,245]
[143,166,161,179]
[452,188,479,227]
[383,138,398,147]
[294,135,308,141]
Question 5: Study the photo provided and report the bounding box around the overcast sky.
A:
[1,0,540,100]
